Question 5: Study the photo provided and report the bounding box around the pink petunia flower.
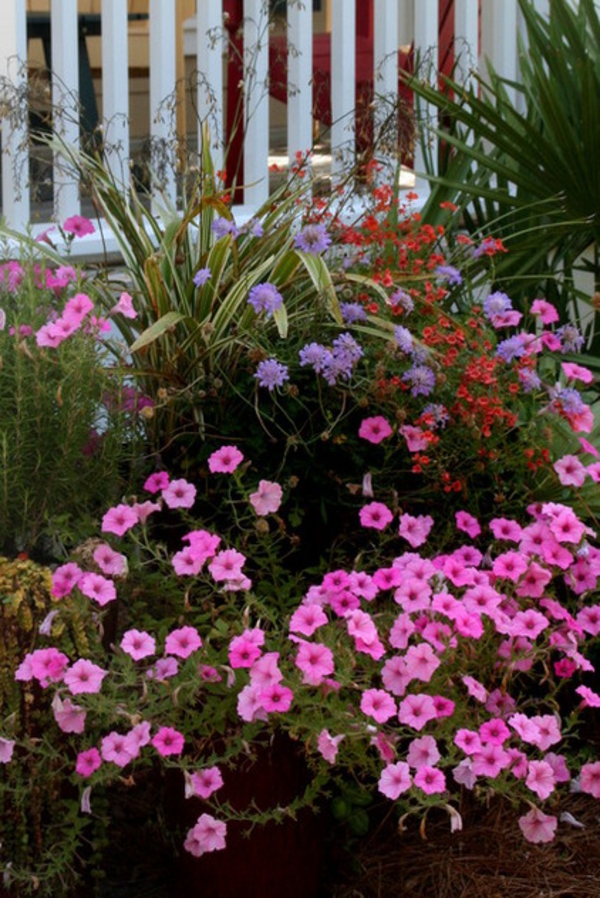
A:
[249,480,283,515]
[359,501,394,531]
[75,747,102,777]
[360,688,397,724]
[207,445,244,474]
[78,572,117,606]
[553,454,587,487]
[165,626,202,659]
[579,761,600,798]
[208,549,247,582]
[162,478,197,510]
[407,735,440,769]
[530,298,559,323]
[152,726,185,757]
[101,732,135,767]
[184,814,227,857]
[64,659,107,695]
[398,513,434,548]
[398,693,437,730]
[378,761,412,799]
[518,808,557,843]
[358,415,393,444]
[317,729,345,764]
[413,766,446,795]
[187,766,224,799]
[229,634,262,668]
[259,683,294,713]
[526,760,556,800]
[295,642,334,686]
[63,214,95,237]
[51,562,83,598]
[52,695,86,734]
[101,503,138,537]
[93,543,127,576]
[120,629,156,661]
[289,604,328,636]
[0,738,15,764]
[455,510,481,538]
[28,647,70,685]
[112,291,137,319]
[562,361,594,384]
[144,471,170,493]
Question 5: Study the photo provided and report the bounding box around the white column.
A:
[287,0,313,166]
[243,0,269,208]
[331,0,355,180]
[413,0,439,181]
[0,0,29,229]
[373,0,398,140]
[51,0,81,222]
[481,0,518,103]
[150,0,177,208]
[101,0,130,183]
[454,0,479,88]
[196,0,224,172]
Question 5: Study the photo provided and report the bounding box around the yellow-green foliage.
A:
[0,556,90,724]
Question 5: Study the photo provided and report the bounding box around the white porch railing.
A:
[0,0,546,255]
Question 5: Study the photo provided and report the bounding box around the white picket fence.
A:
[0,0,548,254]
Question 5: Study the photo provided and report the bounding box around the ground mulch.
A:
[333,794,600,898]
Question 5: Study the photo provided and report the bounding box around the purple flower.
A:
[193,268,212,287]
[294,223,331,254]
[556,324,584,353]
[340,302,367,324]
[422,403,449,428]
[299,342,330,372]
[435,264,462,285]
[495,335,529,363]
[212,217,238,239]
[518,369,542,393]
[254,358,289,391]
[389,289,414,313]
[394,325,414,354]
[483,291,512,323]
[402,364,436,397]
[247,283,284,317]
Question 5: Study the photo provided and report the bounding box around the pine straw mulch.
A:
[333,794,600,898]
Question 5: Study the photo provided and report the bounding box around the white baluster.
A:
[150,0,177,209]
[101,0,130,184]
[244,0,269,208]
[331,0,355,180]
[413,0,438,185]
[196,0,224,173]
[287,0,313,169]
[52,0,80,222]
[0,0,29,229]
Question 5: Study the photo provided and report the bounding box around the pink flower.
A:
[172,546,204,576]
[289,604,328,636]
[398,513,434,548]
[52,695,86,734]
[471,743,510,778]
[75,747,102,777]
[360,688,397,724]
[378,761,412,799]
[398,693,437,730]
[399,425,429,452]
[579,761,600,798]
[455,510,481,538]
[359,501,393,531]
[144,471,170,493]
[147,657,179,680]
[112,291,137,319]
[64,659,107,695]
[530,298,559,323]
[562,361,594,384]
[259,683,294,713]
[101,503,138,537]
[249,652,282,689]
[51,562,83,598]
[229,635,262,668]
[93,543,127,576]
[553,454,586,487]
[526,760,556,799]
[184,814,227,857]
[101,732,135,767]
[358,415,393,444]
[63,214,95,237]
[575,685,600,708]
[413,766,446,795]
[162,478,197,509]
[0,738,15,764]
[120,629,156,661]
[237,683,268,723]
[124,721,152,757]
[187,766,224,799]
[152,726,185,757]
[78,572,117,607]
[454,729,481,756]
[403,643,440,683]
[295,642,334,686]
[518,808,557,843]
[407,735,440,769]
[133,500,161,524]
[208,549,247,582]
[249,480,283,515]
[64,293,94,321]
[489,517,522,542]
[317,729,344,764]
[28,647,69,685]
[462,675,488,702]
[207,445,244,474]
[479,718,510,745]
[165,626,202,659]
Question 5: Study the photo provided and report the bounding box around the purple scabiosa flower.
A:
[247,282,284,317]
[389,288,414,313]
[495,335,529,363]
[241,217,264,237]
[332,332,363,365]
[254,358,289,391]
[556,323,584,353]
[294,223,331,254]
[340,302,367,324]
[298,341,330,372]
[421,403,449,428]
[518,368,542,393]
[394,325,414,354]
[483,291,512,322]
[193,267,212,287]
[212,217,238,239]
[402,365,436,397]
[435,264,462,285]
